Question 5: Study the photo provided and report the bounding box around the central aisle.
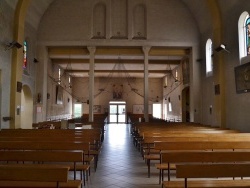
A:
[85,124,160,188]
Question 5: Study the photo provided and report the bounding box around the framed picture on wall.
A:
[132,104,152,114]
[56,85,63,104]
[93,105,101,113]
[234,62,250,94]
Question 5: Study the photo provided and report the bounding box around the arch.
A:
[133,4,146,39]
[238,11,249,61]
[21,85,33,129]
[10,0,31,128]
[92,2,106,39]
[111,0,128,38]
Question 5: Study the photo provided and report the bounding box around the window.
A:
[153,103,161,119]
[206,39,213,76]
[69,76,72,88]
[246,17,250,55]
[168,102,172,112]
[58,68,61,85]
[74,104,82,118]
[238,11,249,59]
[23,41,27,69]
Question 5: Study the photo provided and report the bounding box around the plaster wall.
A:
[38,0,199,44]
[0,1,15,129]
[72,77,162,117]
[218,0,250,132]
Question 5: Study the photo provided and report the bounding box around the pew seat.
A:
[163,163,250,188]
[163,179,250,188]
[0,164,81,188]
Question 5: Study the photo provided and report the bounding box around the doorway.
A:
[182,87,190,122]
[109,101,126,123]
[73,103,82,118]
[153,103,162,119]
[21,85,33,129]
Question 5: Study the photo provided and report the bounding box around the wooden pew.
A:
[0,129,101,172]
[153,141,250,184]
[163,163,250,188]
[144,137,250,177]
[0,164,81,188]
[0,141,91,185]
[0,150,88,186]
[159,151,250,184]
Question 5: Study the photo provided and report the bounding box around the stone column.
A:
[143,46,151,122]
[87,47,96,122]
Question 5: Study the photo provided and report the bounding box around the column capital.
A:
[87,46,96,54]
[142,46,151,54]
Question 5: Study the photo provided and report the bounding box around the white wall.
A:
[218,0,250,131]
[36,0,200,122]
[72,77,162,116]
[0,1,16,129]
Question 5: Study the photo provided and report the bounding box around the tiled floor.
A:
[82,123,162,188]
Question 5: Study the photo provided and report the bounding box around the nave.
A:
[83,124,160,188]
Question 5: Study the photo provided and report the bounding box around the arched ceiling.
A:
[24,0,215,35]
[18,0,222,78]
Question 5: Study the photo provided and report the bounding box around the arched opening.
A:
[238,11,249,61]
[21,85,33,129]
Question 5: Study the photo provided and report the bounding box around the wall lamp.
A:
[215,44,230,53]
[33,58,39,63]
[5,41,22,51]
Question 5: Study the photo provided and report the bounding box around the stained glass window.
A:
[23,41,27,69]
[246,17,250,55]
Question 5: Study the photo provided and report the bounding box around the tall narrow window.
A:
[69,76,72,88]
[238,11,249,60]
[206,39,213,76]
[23,41,27,69]
[246,17,250,55]
[58,68,61,85]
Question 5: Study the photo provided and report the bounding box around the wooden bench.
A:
[0,150,88,186]
[0,129,101,172]
[0,164,81,188]
[159,151,250,184]
[0,141,91,185]
[145,137,250,178]
[153,141,250,184]
[163,163,250,188]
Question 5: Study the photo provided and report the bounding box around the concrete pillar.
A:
[142,46,151,122]
[87,46,96,122]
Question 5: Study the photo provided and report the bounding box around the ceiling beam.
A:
[150,47,190,56]
[48,46,189,57]
[96,47,143,55]
[48,47,89,56]
[64,69,171,74]
[52,59,180,65]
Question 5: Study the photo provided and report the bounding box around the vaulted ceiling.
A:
[18,0,222,78]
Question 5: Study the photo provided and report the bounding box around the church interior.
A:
[1,0,250,187]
